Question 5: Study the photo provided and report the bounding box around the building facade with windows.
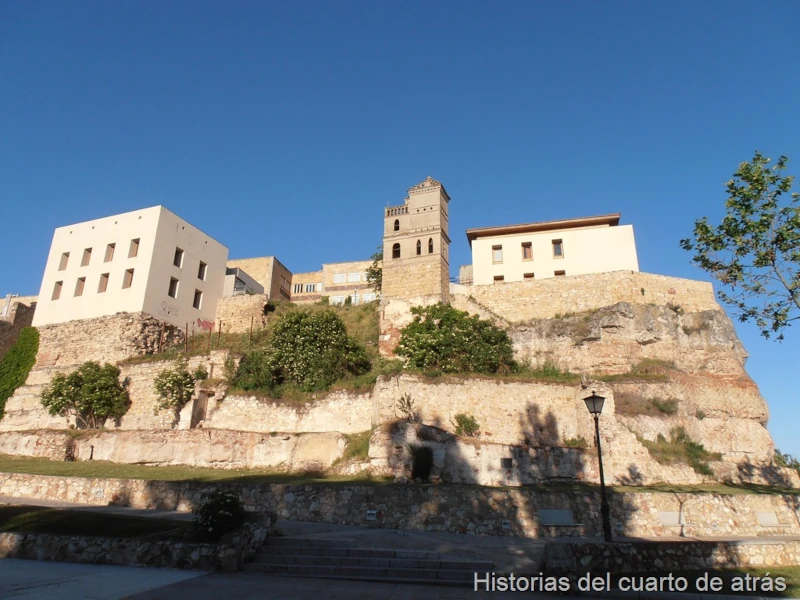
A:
[465,213,638,286]
[225,256,292,302]
[290,260,377,305]
[32,206,228,328]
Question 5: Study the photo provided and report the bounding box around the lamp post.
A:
[584,391,613,542]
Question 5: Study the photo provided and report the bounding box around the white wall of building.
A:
[32,206,227,328]
[471,224,639,286]
[141,207,228,326]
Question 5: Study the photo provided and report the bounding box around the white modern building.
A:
[32,206,228,328]
[465,213,639,286]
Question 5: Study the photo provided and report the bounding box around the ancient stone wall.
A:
[0,297,36,362]
[450,271,719,324]
[0,429,346,470]
[0,515,271,572]
[1,472,798,540]
[204,392,372,435]
[35,312,183,368]
[544,539,800,574]
[214,294,270,334]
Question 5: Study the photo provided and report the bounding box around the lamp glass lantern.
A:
[584,392,605,415]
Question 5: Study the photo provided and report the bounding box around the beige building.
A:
[223,267,264,297]
[291,260,377,305]
[225,256,292,302]
[465,213,638,286]
[32,206,228,328]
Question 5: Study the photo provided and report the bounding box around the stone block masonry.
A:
[1,472,798,541]
[0,429,347,470]
[451,270,719,324]
[34,312,183,368]
[214,293,270,334]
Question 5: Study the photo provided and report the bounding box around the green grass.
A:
[337,430,373,463]
[594,358,676,382]
[0,505,189,538]
[0,454,796,493]
[0,454,392,485]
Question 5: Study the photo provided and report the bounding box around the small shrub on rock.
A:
[153,358,207,422]
[453,413,480,437]
[192,489,247,542]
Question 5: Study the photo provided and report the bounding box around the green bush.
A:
[407,444,433,482]
[775,450,800,476]
[641,426,722,476]
[192,489,246,542]
[0,327,39,419]
[454,413,480,437]
[563,436,588,448]
[395,303,515,374]
[233,310,371,393]
[153,358,208,420]
[40,362,129,429]
[650,398,679,415]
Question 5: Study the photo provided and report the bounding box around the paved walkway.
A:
[0,495,194,521]
[0,558,204,599]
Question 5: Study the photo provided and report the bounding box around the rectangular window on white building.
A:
[347,272,360,282]
[331,295,345,305]
[333,273,346,284]
[492,245,503,263]
[293,283,303,293]
[193,290,203,309]
[128,239,140,258]
[362,293,376,303]
[52,281,62,300]
[123,269,134,289]
[173,248,184,268]
[104,243,115,262]
[522,242,532,261]
[305,283,316,293]
[198,262,207,281]
[98,273,109,293]
[59,253,69,271]
[168,277,179,298]
[74,277,85,297]
[552,239,564,258]
[81,248,92,267]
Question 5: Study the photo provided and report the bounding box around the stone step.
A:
[242,563,475,586]
[267,537,355,548]
[257,546,441,560]
[251,553,493,571]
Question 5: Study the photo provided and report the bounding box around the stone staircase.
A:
[243,536,494,586]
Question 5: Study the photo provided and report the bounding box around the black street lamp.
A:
[584,391,613,542]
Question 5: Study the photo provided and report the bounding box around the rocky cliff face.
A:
[503,301,788,484]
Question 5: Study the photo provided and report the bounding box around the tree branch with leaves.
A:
[680,151,800,340]
[365,246,382,293]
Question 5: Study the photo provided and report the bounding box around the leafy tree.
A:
[234,309,371,392]
[774,449,800,477]
[395,303,515,374]
[40,362,129,429]
[0,327,39,419]
[192,489,246,542]
[454,413,480,437]
[153,358,208,422]
[365,246,383,293]
[680,152,800,340]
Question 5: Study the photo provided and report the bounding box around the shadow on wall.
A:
[381,399,641,541]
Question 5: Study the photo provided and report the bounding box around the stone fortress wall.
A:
[0,267,796,489]
[0,296,37,360]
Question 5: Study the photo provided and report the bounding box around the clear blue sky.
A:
[1,1,798,457]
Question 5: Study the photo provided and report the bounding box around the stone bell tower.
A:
[379,176,451,355]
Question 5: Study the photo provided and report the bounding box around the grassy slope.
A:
[0,504,188,538]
